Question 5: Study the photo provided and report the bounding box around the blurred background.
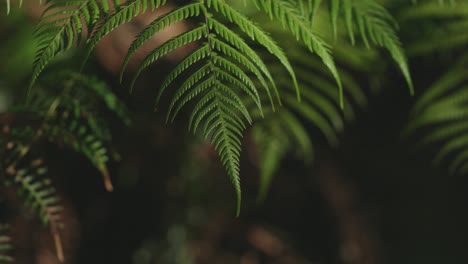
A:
[1,1,468,264]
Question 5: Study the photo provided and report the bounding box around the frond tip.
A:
[126,0,288,214]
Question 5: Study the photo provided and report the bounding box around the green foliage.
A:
[25,71,129,190]
[399,0,468,55]
[31,0,124,88]
[2,0,468,261]
[2,0,416,214]
[0,225,12,263]
[0,71,128,261]
[252,43,366,201]
[310,0,413,94]
[404,0,468,176]
[406,58,468,174]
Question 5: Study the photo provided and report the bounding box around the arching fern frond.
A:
[251,0,341,104]
[252,45,366,201]
[82,0,168,68]
[0,139,64,261]
[305,0,413,95]
[118,0,305,214]
[31,0,124,88]
[125,1,290,214]
[13,71,129,191]
[406,56,468,175]
[0,71,127,261]
[399,1,468,55]
[253,109,312,202]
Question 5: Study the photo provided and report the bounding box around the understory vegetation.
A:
[0,0,467,263]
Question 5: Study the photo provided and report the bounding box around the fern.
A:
[406,55,468,175]
[305,0,414,95]
[120,0,293,214]
[5,0,413,214]
[252,45,366,201]
[0,71,128,261]
[252,0,342,105]
[0,138,64,261]
[82,0,168,68]
[0,225,12,263]
[253,109,312,202]
[399,1,468,55]
[26,71,129,191]
[31,0,125,88]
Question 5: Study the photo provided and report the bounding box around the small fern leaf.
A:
[330,0,340,37]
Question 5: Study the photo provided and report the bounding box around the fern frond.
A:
[31,0,123,88]
[21,72,129,191]
[0,139,64,261]
[307,0,413,94]
[0,225,13,263]
[207,0,293,104]
[148,1,289,214]
[252,44,366,201]
[253,109,312,202]
[406,58,468,175]
[45,101,114,190]
[130,25,208,88]
[347,0,413,94]
[83,0,167,67]
[399,1,468,55]
[122,2,204,83]
[251,0,343,105]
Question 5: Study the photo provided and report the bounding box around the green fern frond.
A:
[406,57,468,175]
[251,0,342,105]
[122,2,204,83]
[253,109,312,202]
[307,0,413,95]
[118,0,308,214]
[252,44,366,201]
[19,72,129,191]
[130,25,208,88]
[31,0,123,88]
[348,0,413,94]
[399,1,468,55]
[83,0,167,67]
[0,225,13,263]
[44,101,114,190]
[145,1,289,214]
[0,139,64,260]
